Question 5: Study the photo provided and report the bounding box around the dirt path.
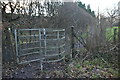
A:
[2,60,65,78]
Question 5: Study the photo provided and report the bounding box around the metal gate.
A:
[15,28,65,69]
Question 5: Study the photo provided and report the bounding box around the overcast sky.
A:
[4,0,120,15]
[79,0,120,15]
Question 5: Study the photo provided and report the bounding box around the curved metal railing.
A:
[15,28,65,70]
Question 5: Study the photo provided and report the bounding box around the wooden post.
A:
[118,1,120,77]
[113,28,117,43]
[71,26,75,58]
[118,19,120,77]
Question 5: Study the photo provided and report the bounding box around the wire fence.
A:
[70,26,119,64]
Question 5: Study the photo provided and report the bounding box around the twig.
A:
[97,52,108,64]
[80,52,92,65]
[99,43,118,54]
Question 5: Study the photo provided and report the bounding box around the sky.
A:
[79,0,120,15]
[3,0,120,15]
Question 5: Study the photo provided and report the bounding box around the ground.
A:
[2,55,119,78]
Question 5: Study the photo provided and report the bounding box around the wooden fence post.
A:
[113,28,117,43]
[71,26,75,58]
[118,2,120,76]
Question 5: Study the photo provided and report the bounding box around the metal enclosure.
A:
[15,28,65,70]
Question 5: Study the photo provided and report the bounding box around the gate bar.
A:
[15,29,19,63]
[39,29,43,71]
[44,28,47,56]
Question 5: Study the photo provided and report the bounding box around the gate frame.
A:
[15,28,65,70]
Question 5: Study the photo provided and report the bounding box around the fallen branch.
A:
[98,43,118,54]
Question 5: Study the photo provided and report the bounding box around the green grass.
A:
[106,26,119,42]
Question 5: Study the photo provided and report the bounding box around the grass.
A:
[106,26,119,42]
[65,57,118,78]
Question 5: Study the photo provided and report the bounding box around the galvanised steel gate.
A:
[15,28,65,70]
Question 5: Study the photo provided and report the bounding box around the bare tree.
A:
[106,6,118,27]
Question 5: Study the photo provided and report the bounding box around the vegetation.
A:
[106,26,118,42]
[1,0,119,79]
[66,58,118,78]
[77,1,95,17]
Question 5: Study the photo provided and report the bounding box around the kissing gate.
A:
[15,28,65,70]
